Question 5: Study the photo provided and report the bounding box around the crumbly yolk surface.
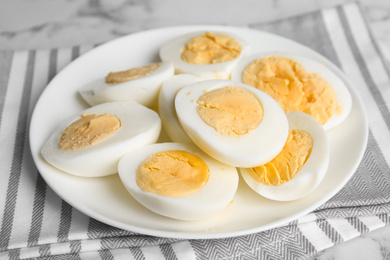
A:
[242,56,340,125]
[105,63,161,83]
[181,32,242,64]
[197,86,263,136]
[58,113,121,150]
[136,150,210,197]
[250,129,313,186]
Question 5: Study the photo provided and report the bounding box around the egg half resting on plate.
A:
[239,111,330,201]
[41,101,161,177]
[230,52,352,130]
[118,142,239,221]
[78,61,174,108]
[175,79,289,168]
[160,31,249,80]
[158,74,202,143]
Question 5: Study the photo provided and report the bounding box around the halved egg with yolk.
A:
[230,52,352,130]
[41,101,161,177]
[118,142,239,221]
[239,111,330,201]
[79,61,174,108]
[160,31,249,80]
[174,79,289,168]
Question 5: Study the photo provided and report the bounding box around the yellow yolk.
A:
[197,86,263,136]
[136,150,210,197]
[181,32,242,64]
[105,63,161,83]
[58,113,121,151]
[250,129,313,186]
[242,56,340,125]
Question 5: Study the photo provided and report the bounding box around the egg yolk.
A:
[181,32,242,64]
[197,86,263,136]
[105,63,161,83]
[250,129,313,186]
[136,150,210,197]
[58,113,121,151]
[242,56,340,125]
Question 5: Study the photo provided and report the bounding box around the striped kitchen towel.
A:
[1,2,389,259]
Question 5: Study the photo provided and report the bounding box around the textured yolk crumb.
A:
[105,63,161,83]
[136,150,210,197]
[197,86,263,136]
[58,113,121,151]
[181,32,242,64]
[242,56,340,125]
[250,129,313,186]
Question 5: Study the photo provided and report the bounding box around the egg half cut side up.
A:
[118,142,239,221]
[79,61,174,108]
[174,79,289,168]
[159,31,250,80]
[41,101,161,177]
[239,111,330,201]
[230,52,352,130]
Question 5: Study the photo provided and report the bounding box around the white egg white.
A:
[240,111,330,201]
[41,101,161,177]
[175,79,289,168]
[230,52,352,130]
[118,142,239,221]
[78,61,174,108]
[158,74,202,143]
[159,31,249,80]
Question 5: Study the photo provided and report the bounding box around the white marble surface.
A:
[1,0,390,58]
[310,225,390,260]
[1,0,390,259]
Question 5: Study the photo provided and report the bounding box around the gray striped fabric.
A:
[0,2,389,259]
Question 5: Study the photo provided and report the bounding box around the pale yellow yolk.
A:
[136,150,210,197]
[242,56,340,125]
[181,32,242,64]
[58,113,121,151]
[197,86,263,136]
[105,63,161,83]
[250,129,313,186]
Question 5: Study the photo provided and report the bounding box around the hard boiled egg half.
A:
[118,142,239,221]
[231,52,352,130]
[158,74,201,143]
[41,101,161,177]
[79,61,174,108]
[239,111,330,201]
[175,79,289,168]
[160,31,249,80]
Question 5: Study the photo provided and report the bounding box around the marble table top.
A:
[1,0,390,60]
[1,0,390,259]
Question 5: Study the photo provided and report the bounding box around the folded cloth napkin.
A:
[1,2,389,259]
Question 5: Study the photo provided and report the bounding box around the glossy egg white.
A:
[118,142,239,221]
[159,31,249,80]
[230,52,352,130]
[79,61,174,108]
[158,74,202,143]
[239,111,330,201]
[41,101,161,177]
[175,79,289,168]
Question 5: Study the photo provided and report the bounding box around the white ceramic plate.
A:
[29,25,368,239]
